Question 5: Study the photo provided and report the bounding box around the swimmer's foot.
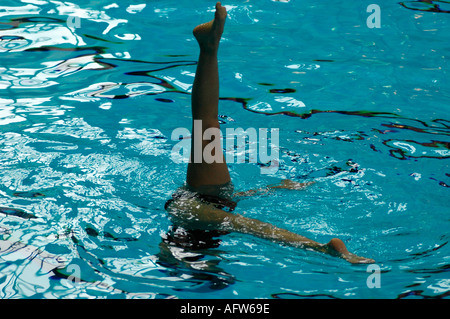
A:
[193,2,227,53]
[325,238,375,264]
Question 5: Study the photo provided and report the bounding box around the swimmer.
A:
[165,2,374,264]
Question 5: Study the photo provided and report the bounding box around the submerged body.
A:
[164,2,374,264]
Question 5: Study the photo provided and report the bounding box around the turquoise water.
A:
[0,0,449,299]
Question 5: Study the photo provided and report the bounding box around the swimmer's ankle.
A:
[193,2,227,53]
[199,45,219,56]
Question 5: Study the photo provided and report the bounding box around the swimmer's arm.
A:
[233,179,315,198]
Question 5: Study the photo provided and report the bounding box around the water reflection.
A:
[227,95,450,161]
[157,227,236,292]
[0,53,109,90]
[0,0,448,299]
[0,224,176,298]
[0,225,67,298]
[0,18,85,52]
[399,0,450,13]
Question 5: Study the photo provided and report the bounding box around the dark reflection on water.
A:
[399,0,450,13]
[222,97,450,160]
[397,289,450,299]
[156,238,236,292]
[67,225,236,295]
[273,289,450,299]
[50,238,178,299]
[272,292,340,299]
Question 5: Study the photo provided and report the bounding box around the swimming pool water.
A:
[0,0,449,299]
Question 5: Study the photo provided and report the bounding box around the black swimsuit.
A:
[164,191,237,212]
[163,182,237,250]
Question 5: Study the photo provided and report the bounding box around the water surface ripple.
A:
[0,0,449,299]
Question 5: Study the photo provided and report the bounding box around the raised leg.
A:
[186,2,231,188]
